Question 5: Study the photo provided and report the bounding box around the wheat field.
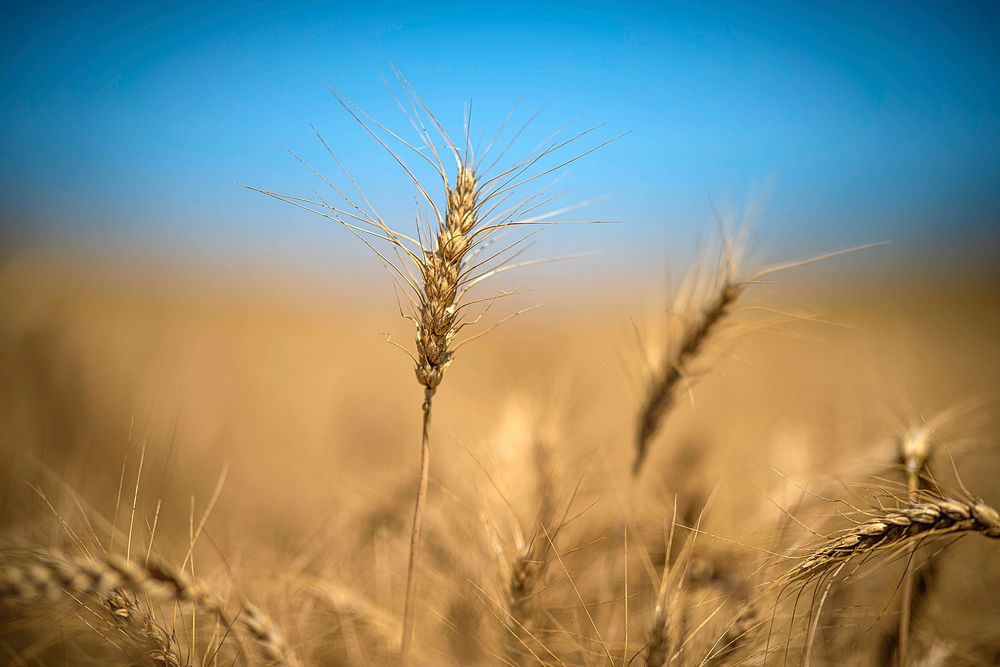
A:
[2,83,1000,666]
[2,235,999,666]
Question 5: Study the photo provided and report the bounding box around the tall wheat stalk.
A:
[245,71,618,662]
[396,162,481,661]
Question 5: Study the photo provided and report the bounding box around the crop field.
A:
[2,5,998,665]
[2,241,998,665]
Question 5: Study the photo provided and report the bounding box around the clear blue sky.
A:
[1,1,998,272]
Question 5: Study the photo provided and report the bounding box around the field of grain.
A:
[4,0,999,663]
[2,239,999,665]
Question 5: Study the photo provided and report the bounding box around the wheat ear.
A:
[634,274,742,475]
[633,240,887,475]
[645,501,686,667]
[105,590,184,667]
[645,584,674,667]
[242,602,302,667]
[687,558,761,665]
[503,438,558,664]
[0,550,299,667]
[0,550,216,604]
[789,494,1000,583]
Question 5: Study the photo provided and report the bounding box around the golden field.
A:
[1,248,999,666]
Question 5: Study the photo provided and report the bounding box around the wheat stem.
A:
[893,424,934,666]
[401,387,434,662]
[896,471,919,666]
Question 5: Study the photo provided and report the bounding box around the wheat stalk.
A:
[396,162,483,662]
[893,423,935,666]
[245,74,616,662]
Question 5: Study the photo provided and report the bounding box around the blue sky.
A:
[1,1,998,273]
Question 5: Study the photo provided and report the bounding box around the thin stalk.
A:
[897,467,920,666]
[401,386,435,663]
[891,423,933,666]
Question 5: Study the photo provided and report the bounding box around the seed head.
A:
[415,165,479,391]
